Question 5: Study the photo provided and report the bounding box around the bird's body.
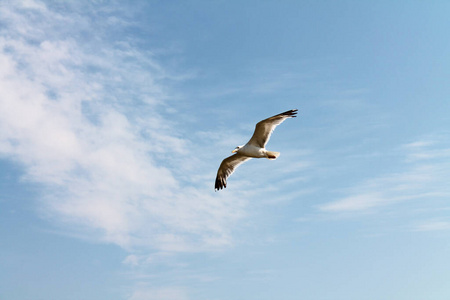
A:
[237,144,268,158]
[215,109,297,190]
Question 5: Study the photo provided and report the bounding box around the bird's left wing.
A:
[215,154,252,190]
[247,109,297,148]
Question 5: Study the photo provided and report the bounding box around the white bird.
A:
[215,109,298,191]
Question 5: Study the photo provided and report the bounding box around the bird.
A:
[215,109,298,191]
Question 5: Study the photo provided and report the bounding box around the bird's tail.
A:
[266,151,280,160]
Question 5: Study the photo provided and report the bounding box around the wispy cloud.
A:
[0,1,244,253]
[413,220,450,232]
[128,286,189,300]
[319,135,450,213]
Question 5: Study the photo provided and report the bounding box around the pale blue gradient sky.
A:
[1,1,450,299]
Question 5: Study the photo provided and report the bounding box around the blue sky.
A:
[1,1,450,299]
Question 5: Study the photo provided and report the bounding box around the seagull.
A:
[215,109,298,191]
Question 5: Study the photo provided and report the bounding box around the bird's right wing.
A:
[215,154,252,191]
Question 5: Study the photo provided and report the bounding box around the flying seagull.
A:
[215,109,298,191]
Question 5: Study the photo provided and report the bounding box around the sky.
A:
[1,1,450,299]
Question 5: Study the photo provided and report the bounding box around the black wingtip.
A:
[215,177,226,191]
[280,109,298,118]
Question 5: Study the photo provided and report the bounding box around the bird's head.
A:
[232,146,243,153]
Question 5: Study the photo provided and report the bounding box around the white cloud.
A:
[0,1,245,253]
[319,137,450,213]
[414,220,450,232]
[128,287,189,300]
[123,255,141,267]
[319,192,386,212]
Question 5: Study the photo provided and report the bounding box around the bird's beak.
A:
[232,149,238,153]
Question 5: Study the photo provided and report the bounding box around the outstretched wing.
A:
[247,109,297,148]
[215,154,252,190]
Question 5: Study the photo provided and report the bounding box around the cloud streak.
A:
[414,220,450,232]
[319,136,450,213]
